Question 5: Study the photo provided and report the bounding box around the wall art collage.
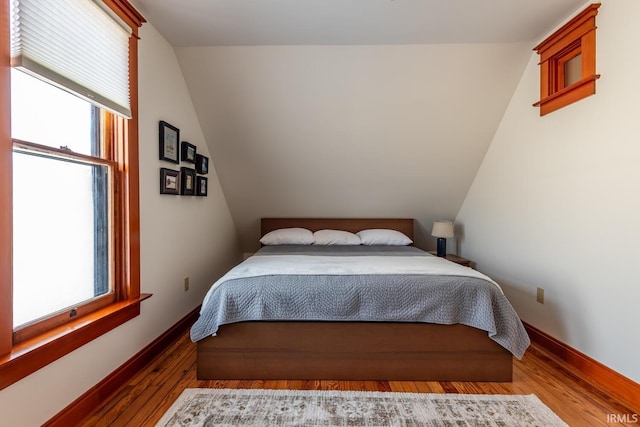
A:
[159,120,208,196]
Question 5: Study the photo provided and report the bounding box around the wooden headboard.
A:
[261,218,414,240]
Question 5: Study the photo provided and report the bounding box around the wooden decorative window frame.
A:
[0,0,147,391]
[533,3,601,116]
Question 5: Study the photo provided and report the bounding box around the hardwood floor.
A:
[77,331,639,426]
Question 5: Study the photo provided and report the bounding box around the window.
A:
[0,0,145,390]
[12,70,115,339]
[533,3,600,116]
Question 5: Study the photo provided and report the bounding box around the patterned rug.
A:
[156,388,567,426]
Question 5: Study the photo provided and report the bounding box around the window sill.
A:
[533,74,600,116]
[0,293,151,391]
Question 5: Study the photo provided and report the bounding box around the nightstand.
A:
[428,252,472,267]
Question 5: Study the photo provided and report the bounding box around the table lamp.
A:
[431,221,454,257]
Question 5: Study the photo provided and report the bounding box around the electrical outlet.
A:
[184,277,190,292]
[536,287,544,304]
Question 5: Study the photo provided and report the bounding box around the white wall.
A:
[456,0,640,382]
[175,43,530,251]
[0,23,241,425]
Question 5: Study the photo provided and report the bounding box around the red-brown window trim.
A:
[533,3,600,116]
[0,0,13,360]
[0,294,151,390]
[0,0,146,391]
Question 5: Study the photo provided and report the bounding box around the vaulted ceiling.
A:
[133,0,586,251]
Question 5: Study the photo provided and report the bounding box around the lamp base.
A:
[436,238,446,257]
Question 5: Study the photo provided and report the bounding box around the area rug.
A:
[155,388,567,426]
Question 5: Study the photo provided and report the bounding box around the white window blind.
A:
[10,0,132,118]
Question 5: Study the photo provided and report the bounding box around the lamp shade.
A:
[431,221,454,238]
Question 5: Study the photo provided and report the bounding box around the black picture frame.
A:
[159,121,180,163]
[160,168,180,195]
[181,141,197,164]
[195,154,209,175]
[180,167,196,195]
[196,176,208,196]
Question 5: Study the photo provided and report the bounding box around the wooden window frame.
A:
[533,3,600,116]
[0,0,147,391]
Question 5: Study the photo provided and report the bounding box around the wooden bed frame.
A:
[196,218,513,382]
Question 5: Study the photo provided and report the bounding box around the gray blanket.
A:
[190,246,530,358]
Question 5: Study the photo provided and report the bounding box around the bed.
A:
[191,218,529,382]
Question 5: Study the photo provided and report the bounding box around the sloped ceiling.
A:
[133,0,586,251]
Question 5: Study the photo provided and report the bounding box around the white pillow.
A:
[313,229,361,245]
[356,229,413,246]
[260,228,314,245]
